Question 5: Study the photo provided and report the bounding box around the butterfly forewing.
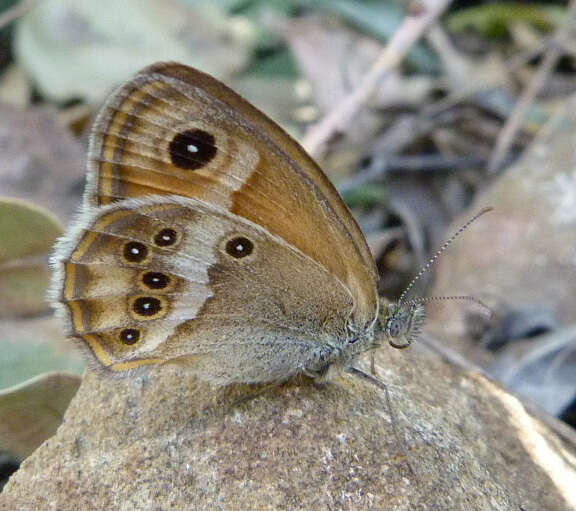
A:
[86,63,378,326]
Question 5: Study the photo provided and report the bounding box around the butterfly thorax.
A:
[302,321,376,381]
[313,298,425,378]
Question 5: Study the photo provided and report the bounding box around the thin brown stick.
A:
[488,0,576,174]
[301,0,453,159]
[0,0,41,30]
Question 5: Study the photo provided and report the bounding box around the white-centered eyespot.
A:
[225,236,254,259]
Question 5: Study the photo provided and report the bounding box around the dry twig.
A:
[488,0,576,174]
[302,0,453,160]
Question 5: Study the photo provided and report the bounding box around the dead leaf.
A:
[281,14,431,114]
[0,104,85,221]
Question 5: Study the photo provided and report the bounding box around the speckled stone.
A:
[1,345,573,510]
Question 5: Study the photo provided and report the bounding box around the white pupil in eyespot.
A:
[162,235,170,241]
[235,244,244,252]
[187,144,198,153]
[131,247,140,254]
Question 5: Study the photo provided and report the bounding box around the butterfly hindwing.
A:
[52,196,355,382]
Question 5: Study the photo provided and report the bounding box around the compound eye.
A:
[387,318,403,338]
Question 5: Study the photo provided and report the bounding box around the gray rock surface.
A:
[428,97,576,351]
[1,346,574,510]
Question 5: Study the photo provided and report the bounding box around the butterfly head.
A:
[378,300,426,349]
[372,207,494,350]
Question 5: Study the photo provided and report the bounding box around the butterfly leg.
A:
[370,351,380,378]
[347,367,418,483]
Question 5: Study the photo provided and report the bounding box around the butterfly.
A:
[50,62,483,385]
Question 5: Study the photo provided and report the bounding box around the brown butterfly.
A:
[51,62,481,385]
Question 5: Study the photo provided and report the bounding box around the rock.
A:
[1,346,574,510]
[427,97,576,353]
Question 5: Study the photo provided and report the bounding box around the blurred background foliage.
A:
[1,0,576,488]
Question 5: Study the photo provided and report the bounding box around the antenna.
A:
[404,295,493,318]
[397,207,493,305]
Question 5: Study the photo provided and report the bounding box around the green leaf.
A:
[15,0,256,101]
[0,264,51,317]
[0,318,84,390]
[0,198,62,317]
[0,198,62,263]
[246,49,299,77]
[341,184,388,208]
[447,3,564,38]
[0,372,81,460]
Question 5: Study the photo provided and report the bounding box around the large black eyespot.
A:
[153,228,178,247]
[123,241,148,263]
[225,236,254,259]
[142,271,170,290]
[120,328,140,345]
[133,297,162,317]
[169,129,217,170]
